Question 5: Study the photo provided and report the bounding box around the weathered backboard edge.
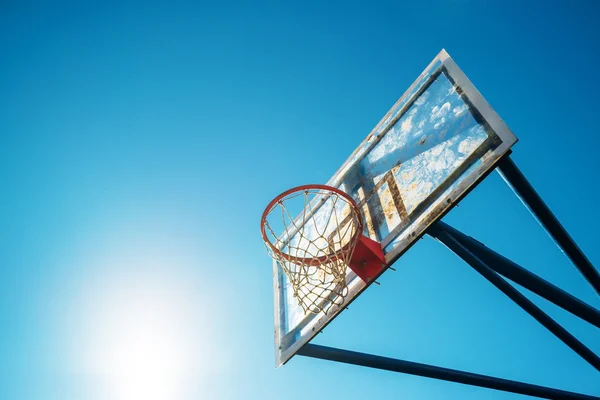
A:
[274,49,518,367]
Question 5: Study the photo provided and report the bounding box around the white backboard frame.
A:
[273,49,518,367]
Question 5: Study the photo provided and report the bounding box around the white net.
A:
[262,187,362,315]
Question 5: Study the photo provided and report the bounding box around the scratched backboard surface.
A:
[273,50,517,366]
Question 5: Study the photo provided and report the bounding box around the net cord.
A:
[262,187,362,314]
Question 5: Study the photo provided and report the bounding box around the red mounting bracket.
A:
[348,235,386,283]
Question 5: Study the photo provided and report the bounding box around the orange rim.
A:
[260,184,363,265]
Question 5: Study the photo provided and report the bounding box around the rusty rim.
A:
[260,184,364,265]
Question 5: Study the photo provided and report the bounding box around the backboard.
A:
[272,49,518,366]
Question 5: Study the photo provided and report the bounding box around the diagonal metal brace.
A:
[297,344,599,399]
[433,221,600,329]
[429,224,600,372]
[497,157,600,296]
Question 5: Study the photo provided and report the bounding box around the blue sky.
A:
[1,1,599,399]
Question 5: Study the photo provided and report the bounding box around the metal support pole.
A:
[497,157,600,295]
[434,221,600,329]
[297,344,599,400]
[429,225,600,372]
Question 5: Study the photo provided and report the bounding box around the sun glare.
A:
[75,264,215,400]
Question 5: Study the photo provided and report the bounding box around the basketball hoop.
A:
[260,184,386,315]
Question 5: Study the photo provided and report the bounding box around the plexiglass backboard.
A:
[273,49,517,366]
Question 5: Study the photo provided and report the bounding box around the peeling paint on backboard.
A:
[273,50,518,366]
